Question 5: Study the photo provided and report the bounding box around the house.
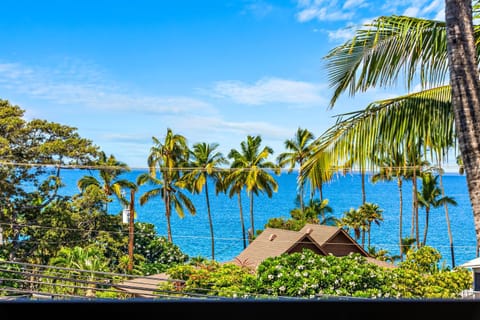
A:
[230,223,395,270]
[459,257,480,298]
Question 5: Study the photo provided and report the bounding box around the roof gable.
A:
[231,224,392,269]
[232,228,305,268]
[300,223,370,256]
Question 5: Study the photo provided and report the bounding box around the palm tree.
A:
[289,196,335,225]
[276,127,315,211]
[77,151,134,213]
[227,135,280,240]
[221,170,248,249]
[50,246,109,297]
[300,144,335,202]
[358,202,384,248]
[400,236,417,258]
[445,0,480,256]
[314,4,480,255]
[367,246,400,263]
[371,152,408,259]
[337,207,368,247]
[298,13,469,255]
[182,142,228,260]
[137,128,195,243]
[417,171,457,247]
[403,154,430,248]
[435,164,457,267]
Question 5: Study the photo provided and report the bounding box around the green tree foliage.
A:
[137,128,195,243]
[265,198,335,231]
[255,249,391,298]
[252,247,471,299]
[227,135,280,238]
[0,100,100,261]
[133,222,189,275]
[181,142,228,261]
[164,260,256,298]
[77,151,135,213]
[392,246,472,298]
[39,246,110,297]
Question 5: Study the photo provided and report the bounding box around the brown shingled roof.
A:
[232,227,327,268]
[230,223,396,270]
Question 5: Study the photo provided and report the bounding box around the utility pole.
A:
[128,188,135,272]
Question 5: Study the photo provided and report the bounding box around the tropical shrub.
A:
[134,222,189,274]
[255,249,392,298]
[163,260,256,298]
[390,246,472,298]
[0,260,26,296]
[254,246,471,299]
[38,245,111,297]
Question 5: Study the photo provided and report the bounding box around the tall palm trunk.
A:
[204,182,215,260]
[445,0,480,257]
[411,167,420,248]
[439,170,455,267]
[164,182,173,242]
[298,169,305,211]
[249,191,255,243]
[361,170,366,204]
[397,177,404,260]
[422,207,430,246]
[318,183,323,201]
[237,191,247,249]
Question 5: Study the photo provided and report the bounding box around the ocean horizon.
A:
[55,168,477,269]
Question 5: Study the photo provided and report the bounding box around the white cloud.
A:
[178,115,291,138]
[403,6,420,18]
[327,25,356,42]
[422,0,441,15]
[295,0,354,22]
[343,0,366,10]
[0,61,215,115]
[434,9,444,21]
[295,0,445,26]
[209,77,328,106]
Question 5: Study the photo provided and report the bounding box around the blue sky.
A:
[0,0,446,168]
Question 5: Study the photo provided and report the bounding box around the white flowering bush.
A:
[255,249,391,298]
[254,247,472,299]
[164,260,256,297]
[134,222,189,274]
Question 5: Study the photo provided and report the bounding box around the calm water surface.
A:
[58,169,477,268]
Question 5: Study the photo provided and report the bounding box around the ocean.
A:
[55,169,477,268]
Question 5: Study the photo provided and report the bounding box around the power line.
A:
[0,160,463,173]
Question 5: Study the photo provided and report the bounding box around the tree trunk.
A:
[412,170,420,248]
[439,169,455,267]
[238,191,247,249]
[205,182,215,260]
[298,167,304,211]
[166,190,172,243]
[361,170,366,204]
[128,189,135,271]
[445,0,480,256]
[422,207,430,247]
[398,177,404,260]
[249,191,255,243]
